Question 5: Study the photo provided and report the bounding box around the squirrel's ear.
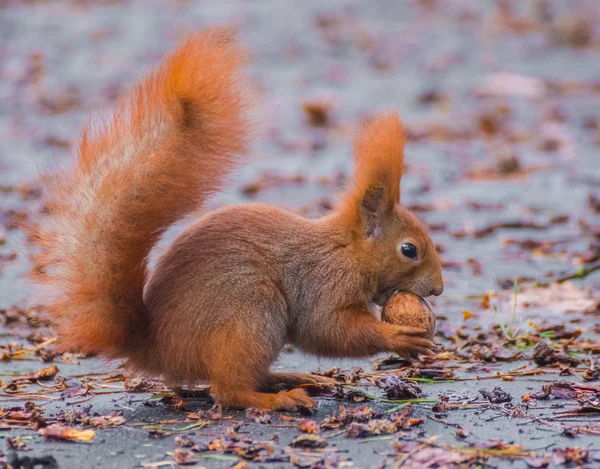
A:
[358,182,387,238]
[339,113,404,236]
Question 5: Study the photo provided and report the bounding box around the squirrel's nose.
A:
[430,285,443,296]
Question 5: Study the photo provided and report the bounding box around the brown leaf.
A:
[290,434,328,448]
[124,378,154,392]
[377,376,424,400]
[6,436,30,451]
[552,447,588,465]
[583,359,600,381]
[89,412,126,427]
[320,366,362,383]
[159,396,186,411]
[173,448,194,465]
[480,387,513,403]
[529,382,594,400]
[533,342,580,367]
[345,419,397,438]
[298,418,318,433]
[175,435,196,448]
[188,404,222,421]
[339,405,381,424]
[302,99,334,127]
[29,364,59,381]
[245,408,272,424]
[39,424,95,442]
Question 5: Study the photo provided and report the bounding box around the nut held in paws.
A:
[381,292,436,339]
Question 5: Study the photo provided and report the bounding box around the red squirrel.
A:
[29,29,443,410]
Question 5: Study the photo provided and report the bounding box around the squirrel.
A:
[28,29,443,410]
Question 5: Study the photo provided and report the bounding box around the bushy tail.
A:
[28,29,251,358]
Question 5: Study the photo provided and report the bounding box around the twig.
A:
[535,262,600,287]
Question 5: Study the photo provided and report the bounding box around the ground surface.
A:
[1,1,600,468]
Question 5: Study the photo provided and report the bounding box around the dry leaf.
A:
[90,413,126,427]
[29,364,59,381]
[298,419,318,433]
[290,434,328,448]
[39,424,95,442]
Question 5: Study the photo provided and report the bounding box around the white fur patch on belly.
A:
[368,302,382,321]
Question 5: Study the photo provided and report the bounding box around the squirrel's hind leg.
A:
[260,373,336,392]
[208,345,317,410]
[205,288,316,410]
[212,383,315,410]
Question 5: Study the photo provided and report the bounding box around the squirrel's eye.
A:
[401,243,418,259]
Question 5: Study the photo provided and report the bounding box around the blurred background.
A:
[2,0,599,308]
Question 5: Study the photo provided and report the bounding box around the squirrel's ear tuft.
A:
[339,112,405,235]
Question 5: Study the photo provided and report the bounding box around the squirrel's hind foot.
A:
[214,387,315,411]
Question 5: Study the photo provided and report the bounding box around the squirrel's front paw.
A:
[388,327,434,359]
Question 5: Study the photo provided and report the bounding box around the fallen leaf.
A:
[532,342,580,367]
[89,412,126,427]
[39,424,95,442]
[174,448,194,465]
[552,447,588,465]
[480,387,513,403]
[290,434,328,448]
[29,364,59,381]
[377,376,424,400]
[298,419,318,433]
[345,419,397,438]
[6,436,30,451]
[159,396,186,411]
[245,408,272,424]
[302,99,335,127]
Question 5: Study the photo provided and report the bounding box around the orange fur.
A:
[29,30,443,411]
[340,113,405,223]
